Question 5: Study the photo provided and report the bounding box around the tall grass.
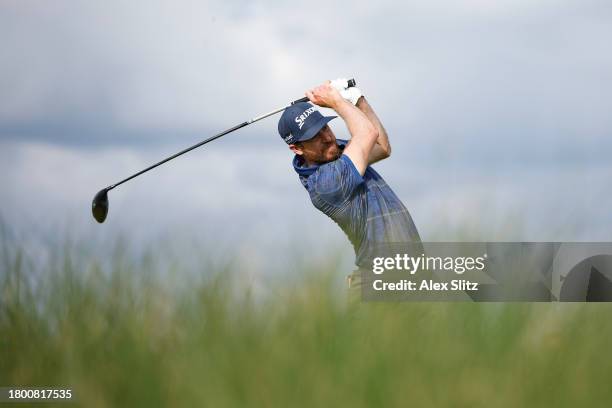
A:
[1,232,612,407]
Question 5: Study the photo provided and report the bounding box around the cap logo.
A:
[295,106,317,130]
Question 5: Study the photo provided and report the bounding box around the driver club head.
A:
[92,188,109,223]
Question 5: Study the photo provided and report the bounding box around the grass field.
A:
[2,233,612,407]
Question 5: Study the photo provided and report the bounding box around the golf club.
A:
[92,79,357,223]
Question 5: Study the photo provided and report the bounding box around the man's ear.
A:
[289,144,303,155]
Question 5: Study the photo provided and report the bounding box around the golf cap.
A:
[278,102,336,145]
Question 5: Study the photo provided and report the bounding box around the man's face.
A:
[291,125,341,164]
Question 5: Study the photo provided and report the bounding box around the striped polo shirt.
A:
[293,139,422,269]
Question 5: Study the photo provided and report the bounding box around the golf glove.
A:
[330,77,363,105]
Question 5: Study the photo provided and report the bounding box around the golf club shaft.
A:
[106,105,290,190]
[106,79,356,191]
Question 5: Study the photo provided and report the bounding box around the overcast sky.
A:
[1,0,611,277]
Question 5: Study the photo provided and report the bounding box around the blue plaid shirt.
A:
[293,139,421,268]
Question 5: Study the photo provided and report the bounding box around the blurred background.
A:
[1,0,611,278]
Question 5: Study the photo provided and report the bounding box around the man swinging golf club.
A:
[278,79,422,291]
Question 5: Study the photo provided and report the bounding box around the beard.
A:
[313,143,342,164]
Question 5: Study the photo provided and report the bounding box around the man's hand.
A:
[305,81,346,110]
[330,78,363,106]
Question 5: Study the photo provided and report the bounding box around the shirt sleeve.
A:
[309,154,364,206]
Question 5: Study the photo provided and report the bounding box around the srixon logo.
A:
[295,107,317,129]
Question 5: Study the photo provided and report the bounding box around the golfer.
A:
[278,79,422,291]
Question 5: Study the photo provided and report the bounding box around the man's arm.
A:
[355,97,391,164]
[306,81,378,176]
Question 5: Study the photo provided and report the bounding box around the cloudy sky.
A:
[1,0,611,276]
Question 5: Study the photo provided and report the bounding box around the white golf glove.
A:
[330,77,363,105]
